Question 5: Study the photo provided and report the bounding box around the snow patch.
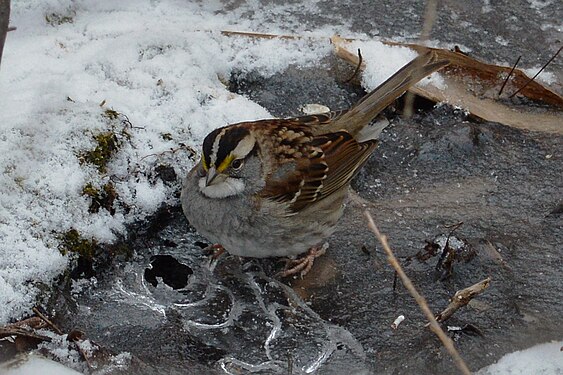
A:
[477,340,563,374]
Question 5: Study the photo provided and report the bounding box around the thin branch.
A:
[498,55,521,97]
[434,277,491,323]
[344,48,363,83]
[221,30,302,41]
[420,0,438,42]
[32,307,64,335]
[404,0,438,118]
[509,46,562,99]
[364,211,472,375]
[0,0,11,68]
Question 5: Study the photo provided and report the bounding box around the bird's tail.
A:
[333,51,449,138]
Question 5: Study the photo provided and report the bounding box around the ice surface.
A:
[77,249,368,374]
[0,0,442,325]
[0,0,333,324]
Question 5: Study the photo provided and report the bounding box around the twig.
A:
[287,351,293,375]
[403,0,438,118]
[444,221,464,231]
[498,55,521,96]
[32,307,63,335]
[221,30,302,40]
[433,277,491,323]
[419,0,438,42]
[344,48,363,83]
[0,326,52,341]
[0,0,11,68]
[509,46,562,98]
[437,221,464,277]
[364,211,471,375]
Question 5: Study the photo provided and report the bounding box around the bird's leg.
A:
[278,243,328,278]
[204,244,226,272]
[203,243,226,259]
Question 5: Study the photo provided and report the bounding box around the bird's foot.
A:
[278,243,328,278]
[204,243,226,271]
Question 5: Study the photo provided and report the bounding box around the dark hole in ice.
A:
[194,241,209,249]
[70,256,95,279]
[144,254,193,289]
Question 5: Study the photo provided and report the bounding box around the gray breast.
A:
[181,168,345,258]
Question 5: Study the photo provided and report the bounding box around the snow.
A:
[477,340,563,375]
[522,67,558,85]
[0,353,82,375]
[349,39,446,91]
[0,0,446,325]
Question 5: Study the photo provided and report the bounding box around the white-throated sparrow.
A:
[181,51,449,276]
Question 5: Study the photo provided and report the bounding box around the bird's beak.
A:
[205,167,217,186]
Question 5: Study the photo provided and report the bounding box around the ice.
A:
[176,268,366,374]
[0,0,455,325]
[72,245,368,374]
[0,0,333,324]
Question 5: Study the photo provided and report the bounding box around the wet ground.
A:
[49,54,563,374]
[43,1,562,374]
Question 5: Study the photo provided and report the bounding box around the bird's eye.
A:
[231,159,243,170]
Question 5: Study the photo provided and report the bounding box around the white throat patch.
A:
[199,176,245,199]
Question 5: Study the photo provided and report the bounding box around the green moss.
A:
[78,108,136,173]
[81,182,118,215]
[102,108,120,121]
[59,229,97,259]
[80,132,120,173]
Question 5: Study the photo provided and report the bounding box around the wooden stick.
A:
[434,277,491,323]
[221,30,303,40]
[0,0,10,68]
[32,307,63,335]
[365,211,472,375]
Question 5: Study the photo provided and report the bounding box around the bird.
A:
[181,51,449,277]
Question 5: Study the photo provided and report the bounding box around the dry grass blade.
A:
[498,55,521,97]
[364,211,472,375]
[32,307,63,335]
[509,46,562,99]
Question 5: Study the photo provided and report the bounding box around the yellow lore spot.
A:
[217,154,234,173]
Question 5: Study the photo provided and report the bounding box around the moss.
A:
[58,229,98,259]
[81,182,118,214]
[102,108,120,121]
[161,132,173,141]
[80,132,120,173]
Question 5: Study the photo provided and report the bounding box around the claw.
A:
[277,243,328,278]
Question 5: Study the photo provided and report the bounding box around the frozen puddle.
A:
[142,254,365,374]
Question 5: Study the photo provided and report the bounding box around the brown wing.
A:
[259,130,377,214]
[285,109,348,129]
